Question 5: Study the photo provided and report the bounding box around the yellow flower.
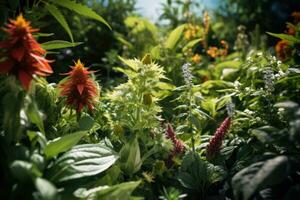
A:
[184,24,201,40]
[192,54,201,64]
[207,46,219,58]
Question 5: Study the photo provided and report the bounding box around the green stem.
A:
[188,86,195,152]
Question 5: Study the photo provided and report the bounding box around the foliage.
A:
[1,1,300,200]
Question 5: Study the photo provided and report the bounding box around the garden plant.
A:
[0,0,300,200]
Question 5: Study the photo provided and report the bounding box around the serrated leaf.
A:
[165,24,186,49]
[44,131,87,158]
[118,56,139,71]
[45,4,74,42]
[47,143,118,182]
[51,0,111,29]
[41,40,82,50]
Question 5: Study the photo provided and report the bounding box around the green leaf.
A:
[119,138,142,176]
[10,160,42,182]
[34,177,58,200]
[232,156,290,200]
[151,45,161,59]
[44,131,87,158]
[118,56,139,71]
[51,0,111,30]
[182,38,201,52]
[165,24,186,49]
[74,181,141,200]
[26,100,45,134]
[33,33,55,38]
[78,115,95,131]
[41,40,82,50]
[114,33,133,48]
[177,152,208,190]
[267,32,300,43]
[47,143,118,182]
[45,4,74,42]
[155,82,176,90]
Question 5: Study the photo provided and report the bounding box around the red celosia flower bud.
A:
[59,60,99,113]
[275,40,291,61]
[206,117,231,160]
[0,14,53,90]
[165,123,185,155]
[165,123,185,167]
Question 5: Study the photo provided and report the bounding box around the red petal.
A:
[77,84,84,95]
[0,59,14,74]
[11,47,25,61]
[30,53,53,74]
[18,70,32,90]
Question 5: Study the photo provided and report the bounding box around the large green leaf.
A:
[232,156,290,200]
[45,4,74,42]
[178,152,225,192]
[74,181,141,200]
[47,143,118,182]
[41,40,82,50]
[51,0,111,29]
[267,32,300,44]
[165,24,186,49]
[44,131,87,158]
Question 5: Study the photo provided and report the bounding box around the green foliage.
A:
[44,131,87,158]
[46,143,118,182]
[74,181,141,200]
[232,156,290,200]
[1,1,300,199]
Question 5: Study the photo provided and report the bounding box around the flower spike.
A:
[0,14,53,89]
[59,59,99,113]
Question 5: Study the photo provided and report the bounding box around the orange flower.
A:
[191,54,201,64]
[59,60,99,113]
[207,46,219,58]
[275,40,291,61]
[292,12,300,24]
[0,14,53,89]
[219,40,229,56]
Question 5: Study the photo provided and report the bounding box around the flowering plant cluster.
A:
[0,3,300,200]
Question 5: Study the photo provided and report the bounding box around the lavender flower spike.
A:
[182,63,194,86]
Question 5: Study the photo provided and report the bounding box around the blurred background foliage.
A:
[0,0,299,87]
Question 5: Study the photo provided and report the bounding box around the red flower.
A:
[165,123,185,156]
[59,60,99,113]
[206,117,231,160]
[0,14,53,89]
[275,40,291,61]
